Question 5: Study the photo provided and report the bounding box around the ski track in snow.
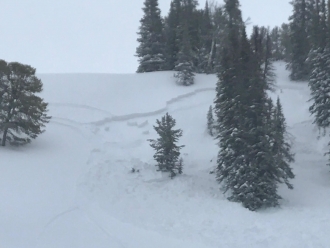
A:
[22,63,330,247]
[36,86,217,245]
[37,207,80,240]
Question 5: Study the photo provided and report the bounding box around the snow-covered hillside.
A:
[1,63,330,248]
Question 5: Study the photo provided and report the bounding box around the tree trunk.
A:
[2,128,8,146]
[208,38,215,69]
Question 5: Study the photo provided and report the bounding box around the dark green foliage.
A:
[0,60,51,146]
[207,105,214,136]
[164,0,182,70]
[208,6,228,72]
[269,24,292,62]
[174,20,195,86]
[263,33,276,91]
[137,0,230,74]
[164,0,201,72]
[148,113,184,178]
[196,1,214,73]
[288,0,311,81]
[250,26,276,91]
[309,46,330,129]
[214,0,294,211]
[136,0,166,72]
[271,97,295,189]
[270,26,285,61]
[280,23,293,62]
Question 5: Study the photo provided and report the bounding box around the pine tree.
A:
[280,23,293,62]
[250,26,276,91]
[212,5,227,72]
[271,97,295,189]
[136,0,166,73]
[196,1,214,73]
[270,26,284,61]
[309,45,330,129]
[174,20,195,86]
[289,0,311,81]
[214,0,258,209]
[148,113,184,178]
[214,0,294,211]
[181,0,200,68]
[164,0,182,70]
[0,60,51,146]
[234,27,281,210]
[207,105,214,136]
[263,33,276,91]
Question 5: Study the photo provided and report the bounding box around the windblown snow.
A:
[1,62,330,248]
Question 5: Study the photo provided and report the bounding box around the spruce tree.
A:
[251,27,275,91]
[136,0,166,73]
[214,0,294,211]
[207,105,214,136]
[309,45,330,129]
[0,60,51,146]
[164,0,182,70]
[196,1,214,73]
[289,0,311,81]
[271,97,295,189]
[174,20,195,86]
[148,113,184,178]
[280,23,293,62]
[270,26,284,61]
[210,5,227,72]
[263,33,276,91]
[181,0,200,68]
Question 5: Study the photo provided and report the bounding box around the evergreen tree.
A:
[196,1,214,73]
[164,0,200,71]
[214,0,294,211]
[235,27,281,210]
[207,105,214,136]
[0,60,51,146]
[181,0,200,68]
[289,0,311,81]
[309,45,330,129]
[280,23,293,62]
[174,20,195,86]
[148,113,184,178]
[250,26,275,91]
[164,0,182,70]
[136,0,166,72]
[270,26,284,61]
[263,33,276,91]
[271,97,295,189]
[211,5,227,72]
[319,0,327,48]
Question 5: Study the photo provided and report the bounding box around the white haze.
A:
[0,0,291,73]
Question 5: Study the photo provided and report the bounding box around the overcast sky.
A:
[0,0,292,73]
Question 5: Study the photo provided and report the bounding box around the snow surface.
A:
[1,63,330,248]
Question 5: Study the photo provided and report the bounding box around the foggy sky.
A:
[0,0,292,73]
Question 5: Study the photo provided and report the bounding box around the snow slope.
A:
[1,63,330,248]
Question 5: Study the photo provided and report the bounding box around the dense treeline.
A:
[142,0,295,211]
[213,0,294,210]
[140,0,330,211]
[136,0,295,86]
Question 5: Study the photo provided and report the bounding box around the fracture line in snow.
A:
[90,87,215,126]
[49,102,113,115]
